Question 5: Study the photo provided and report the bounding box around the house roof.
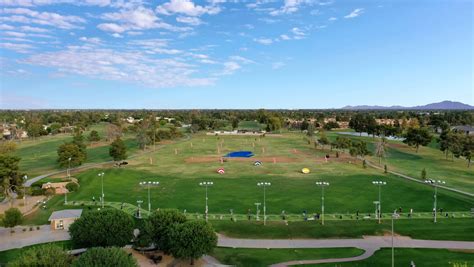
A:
[452,125,474,132]
[48,209,83,221]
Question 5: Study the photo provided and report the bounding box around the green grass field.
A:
[13,123,140,177]
[211,247,364,267]
[210,219,474,241]
[325,131,474,194]
[16,131,474,243]
[316,248,474,267]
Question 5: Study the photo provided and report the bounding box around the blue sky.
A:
[0,0,472,109]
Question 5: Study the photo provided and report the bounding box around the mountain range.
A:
[341,101,474,110]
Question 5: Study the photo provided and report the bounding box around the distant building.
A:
[48,209,82,230]
[452,125,474,136]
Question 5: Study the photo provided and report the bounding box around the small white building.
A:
[48,209,82,230]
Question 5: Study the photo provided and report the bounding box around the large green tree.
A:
[2,207,23,230]
[109,137,127,161]
[69,209,134,248]
[170,221,218,265]
[461,135,474,168]
[349,140,371,158]
[0,155,25,200]
[148,209,187,254]
[9,244,71,267]
[72,247,138,267]
[57,143,86,168]
[403,127,432,153]
[87,130,101,142]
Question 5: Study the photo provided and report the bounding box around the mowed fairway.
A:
[13,123,140,177]
[326,132,474,194]
[57,133,473,216]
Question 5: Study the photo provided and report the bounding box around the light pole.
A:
[372,180,386,223]
[136,200,143,219]
[316,181,329,225]
[139,181,159,213]
[391,212,400,267]
[23,175,28,206]
[98,172,105,208]
[425,179,446,223]
[254,202,261,221]
[199,181,213,222]
[67,157,72,179]
[257,182,271,225]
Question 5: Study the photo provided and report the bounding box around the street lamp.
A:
[23,175,28,206]
[391,212,400,267]
[139,181,159,213]
[136,200,143,219]
[98,172,105,208]
[199,181,213,222]
[315,181,329,225]
[257,182,271,225]
[254,202,261,221]
[425,179,446,223]
[372,180,386,223]
[67,157,72,179]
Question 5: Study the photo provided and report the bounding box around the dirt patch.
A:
[185,156,302,163]
[291,149,354,163]
[88,142,109,148]
[388,143,408,149]
[125,248,207,267]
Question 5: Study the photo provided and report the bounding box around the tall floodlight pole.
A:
[98,172,105,208]
[372,180,386,223]
[425,179,446,223]
[139,181,159,213]
[315,181,330,225]
[23,175,28,206]
[257,182,271,225]
[67,157,72,179]
[391,212,400,267]
[199,182,213,222]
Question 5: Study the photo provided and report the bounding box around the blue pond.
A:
[224,151,254,158]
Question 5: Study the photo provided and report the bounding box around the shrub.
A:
[66,182,79,192]
[72,247,138,267]
[8,244,71,267]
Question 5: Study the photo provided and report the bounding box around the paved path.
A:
[0,225,70,251]
[218,234,474,266]
[2,229,474,266]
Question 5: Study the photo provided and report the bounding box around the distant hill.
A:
[341,101,474,110]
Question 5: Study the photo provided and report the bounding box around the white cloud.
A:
[328,16,337,21]
[0,42,34,53]
[229,55,254,64]
[344,8,364,19]
[98,6,191,33]
[280,34,290,40]
[79,36,101,44]
[97,23,125,33]
[253,37,273,45]
[156,0,221,17]
[0,23,14,30]
[20,25,49,32]
[176,16,202,25]
[0,8,86,29]
[22,46,215,88]
[0,0,111,6]
[219,61,240,75]
[270,0,315,16]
